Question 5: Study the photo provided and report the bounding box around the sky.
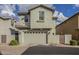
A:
[53,4,79,24]
[0,4,79,24]
[53,4,79,17]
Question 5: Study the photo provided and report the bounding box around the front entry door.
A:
[1,35,6,43]
[15,32,19,43]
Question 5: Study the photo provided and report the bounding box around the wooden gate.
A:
[59,35,65,44]
[1,35,6,43]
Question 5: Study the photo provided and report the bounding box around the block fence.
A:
[48,34,72,45]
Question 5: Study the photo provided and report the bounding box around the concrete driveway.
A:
[22,45,79,55]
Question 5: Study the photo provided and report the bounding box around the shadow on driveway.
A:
[22,45,79,55]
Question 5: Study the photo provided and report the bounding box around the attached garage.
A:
[23,31,47,45]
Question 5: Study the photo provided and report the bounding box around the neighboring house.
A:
[0,17,18,44]
[15,5,57,45]
[56,12,79,40]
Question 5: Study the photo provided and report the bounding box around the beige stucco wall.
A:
[19,30,25,45]
[48,34,72,45]
[0,19,12,44]
[19,15,25,20]
[48,34,60,44]
[18,15,25,26]
[65,35,72,44]
[30,7,56,33]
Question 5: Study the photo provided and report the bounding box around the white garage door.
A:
[24,31,46,45]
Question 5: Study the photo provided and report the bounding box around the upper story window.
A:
[25,15,29,22]
[39,11,44,20]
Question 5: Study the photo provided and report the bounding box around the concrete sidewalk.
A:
[0,45,29,55]
[46,44,79,48]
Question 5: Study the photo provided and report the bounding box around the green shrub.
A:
[70,40,77,45]
[9,40,19,46]
[77,40,79,45]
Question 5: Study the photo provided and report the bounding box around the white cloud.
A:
[53,11,68,25]
[56,22,60,25]
[53,10,59,17]
[18,4,30,12]
[73,4,79,9]
[75,4,79,7]
[58,12,68,21]
[57,12,68,24]
[0,9,15,17]
[0,4,17,19]
[18,4,53,12]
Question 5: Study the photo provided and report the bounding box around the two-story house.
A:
[15,5,56,45]
[0,4,58,45]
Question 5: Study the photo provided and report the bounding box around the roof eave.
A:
[56,12,79,28]
[28,5,54,12]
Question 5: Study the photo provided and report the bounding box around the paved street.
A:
[22,45,79,55]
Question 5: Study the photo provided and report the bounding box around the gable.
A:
[28,5,54,12]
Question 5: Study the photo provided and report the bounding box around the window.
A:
[39,11,44,20]
[1,35,6,43]
[25,16,29,22]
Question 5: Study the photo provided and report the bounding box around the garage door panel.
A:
[24,32,46,45]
